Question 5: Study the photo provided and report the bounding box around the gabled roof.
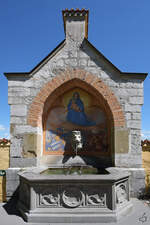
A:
[4,8,148,81]
[4,37,148,80]
[84,39,148,80]
[4,39,66,79]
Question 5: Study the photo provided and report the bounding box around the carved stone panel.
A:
[39,187,60,207]
[62,186,84,208]
[36,184,107,209]
[40,192,60,206]
[116,182,128,206]
[86,193,106,207]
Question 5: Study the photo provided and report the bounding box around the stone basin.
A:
[40,166,109,175]
[17,167,132,223]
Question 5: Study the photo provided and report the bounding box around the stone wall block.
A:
[34,63,54,79]
[57,48,68,59]
[64,59,77,67]
[105,79,119,88]
[128,88,143,97]
[51,68,66,77]
[79,50,89,58]
[6,168,20,180]
[117,89,129,99]
[124,104,141,113]
[88,59,97,67]
[130,178,145,197]
[22,133,41,158]
[79,58,87,67]
[10,116,27,125]
[67,49,78,58]
[31,78,46,89]
[129,96,143,105]
[10,137,23,157]
[131,113,141,120]
[130,133,142,154]
[10,158,37,168]
[130,129,141,135]
[119,82,143,89]
[29,88,40,97]
[10,105,27,117]
[8,87,30,97]
[35,70,51,80]
[8,96,24,105]
[86,67,99,76]
[130,169,145,179]
[14,125,38,135]
[115,154,142,168]
[115,129,129,153]
[117,88,143,97]
[6,168,20,200]
[8,80,24,87]
[23,96,34,105]
[127,120,141,129]
[125,113,131,120]
[23,80,34,87]
[56,59,65,67]
[99,71,109,80]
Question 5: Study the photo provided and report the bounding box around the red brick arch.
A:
[27,69,125,128]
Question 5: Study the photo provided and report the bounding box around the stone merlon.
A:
[62,8,89,40]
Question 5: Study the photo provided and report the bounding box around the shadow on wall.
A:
[3,187,21,217]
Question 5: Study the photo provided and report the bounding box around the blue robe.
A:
[67,98,95,126]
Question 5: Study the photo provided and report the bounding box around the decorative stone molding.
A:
[62,187,84,208]
[35,184,107,209]
[40,191,60,206]
[86,193,106,207]
[116,182,128,206]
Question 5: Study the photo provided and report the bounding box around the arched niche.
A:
[27,69,125,167]
[42,79,114,167]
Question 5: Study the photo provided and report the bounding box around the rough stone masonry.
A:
[4,9,148,200]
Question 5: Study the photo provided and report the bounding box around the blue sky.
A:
[0,0,150,139]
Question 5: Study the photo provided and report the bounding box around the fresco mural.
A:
[67,92,96,126]
[44,88,109,156]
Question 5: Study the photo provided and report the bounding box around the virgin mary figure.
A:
[66,92,95,126]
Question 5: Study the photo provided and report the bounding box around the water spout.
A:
[71,130,83,156]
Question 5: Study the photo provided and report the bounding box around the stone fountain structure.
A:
[17,168,131,223]
[17,131,132,223]
[4,9,147,223]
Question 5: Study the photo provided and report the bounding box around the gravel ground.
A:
[0,198,150,225]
